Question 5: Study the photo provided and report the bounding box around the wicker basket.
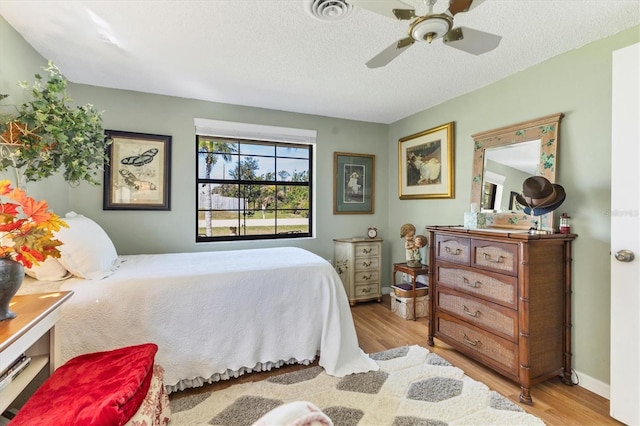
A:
[392,283,428,298]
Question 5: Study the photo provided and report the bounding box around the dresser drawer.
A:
[436,265,517,308]
[354,244,379,257]
[353,271,379,284]
[435,235,470,265]
[437,314,517,377]
[354,256,379,271]
[471,240,518,276]
[436,289,518,341]
[354,284,378,298]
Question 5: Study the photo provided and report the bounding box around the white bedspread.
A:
[18,247,378,392]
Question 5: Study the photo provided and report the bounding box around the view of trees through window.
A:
[196,136,312,241]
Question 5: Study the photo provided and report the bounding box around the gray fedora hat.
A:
[515,176,566,215]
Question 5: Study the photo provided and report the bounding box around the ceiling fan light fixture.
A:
[409,15,452,43]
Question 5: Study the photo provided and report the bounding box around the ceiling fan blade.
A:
[447,0,486,16]
[366,37,414,68]
[443,26,501,55]
[348,0,415,20]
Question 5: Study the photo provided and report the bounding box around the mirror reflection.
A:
[481,140,541,212]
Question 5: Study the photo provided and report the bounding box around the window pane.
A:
[198,152,238,180]
[276,158,309,181]
[253,184,277,212]
[212,210,241,237]
[198,210,240,237]
[244,209,276,236]
[276,145,309,159]
[198,184,244,209]
[240,143,275,156]
[232,155,275,181]
[276,208,309,236]
[278,186,309,215]
[198,139,238,154]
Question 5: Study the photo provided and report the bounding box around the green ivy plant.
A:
[0,61,111,186]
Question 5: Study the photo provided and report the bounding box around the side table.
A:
[392,263,429,321]
[0,291,73,413]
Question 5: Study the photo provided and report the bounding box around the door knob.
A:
[615,249,635,262]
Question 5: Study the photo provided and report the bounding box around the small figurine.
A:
[401,224,427,267]
[400,223,417,263]
[411,234,428,267]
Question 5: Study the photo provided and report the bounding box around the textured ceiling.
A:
[1,0,639,124]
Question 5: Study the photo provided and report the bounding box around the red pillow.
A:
[11,343,158,426]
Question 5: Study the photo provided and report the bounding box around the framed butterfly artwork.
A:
[103,130,172,210]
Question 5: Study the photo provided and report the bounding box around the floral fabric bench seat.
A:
[10,343,170,426]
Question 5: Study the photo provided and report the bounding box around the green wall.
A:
[0,16,389,271]
[388,26,639,387]
[2,13,639,388]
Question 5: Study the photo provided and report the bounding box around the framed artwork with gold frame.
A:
[398,122,454,199]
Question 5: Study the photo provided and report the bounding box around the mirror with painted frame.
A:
[470,113,564,231]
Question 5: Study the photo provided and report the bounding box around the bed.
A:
[17,213,378,393]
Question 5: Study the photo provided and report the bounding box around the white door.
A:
[610,42,640,425]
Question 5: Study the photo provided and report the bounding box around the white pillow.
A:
[25,257,70,281]
[55,212,119,280]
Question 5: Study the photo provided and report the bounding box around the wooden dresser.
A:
[333,238,382,306]
[425,226,576,404]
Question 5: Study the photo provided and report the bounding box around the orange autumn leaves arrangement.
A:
[0,180,67,268]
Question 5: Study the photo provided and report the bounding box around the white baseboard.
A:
[575,370,610,400]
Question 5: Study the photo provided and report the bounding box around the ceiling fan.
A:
[348,0,502,68]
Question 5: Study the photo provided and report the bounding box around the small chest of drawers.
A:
[333,238,382,306]
[426,226,576,405]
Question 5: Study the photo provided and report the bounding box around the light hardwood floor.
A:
[171,295,621,425]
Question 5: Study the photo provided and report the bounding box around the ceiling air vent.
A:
[304,0,353,21]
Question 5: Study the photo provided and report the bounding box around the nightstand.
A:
[0,291,73,413]
[333,238,383,306]
[393,262,429,321]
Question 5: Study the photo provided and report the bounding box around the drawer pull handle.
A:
[482,253,504,263]
[445,247,462,255]
[463,333,480,346]
[462,277,481,288]
[463,305,480,317]
[361,274,372,280]
[362,261,372,267]
[362,248,372,254]
[361,287,371,293]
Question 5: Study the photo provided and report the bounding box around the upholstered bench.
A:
[10,343,170,426]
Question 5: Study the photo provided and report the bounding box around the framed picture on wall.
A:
[333,152,375,214]
[103,130,171,210]
[398,122,454,199]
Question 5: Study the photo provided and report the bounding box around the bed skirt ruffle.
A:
[166,356,316,394]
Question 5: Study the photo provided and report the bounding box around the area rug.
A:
[169,345,544,425]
